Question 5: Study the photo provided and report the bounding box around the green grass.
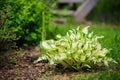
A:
[43,23,120,80]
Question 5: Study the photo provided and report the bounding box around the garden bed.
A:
[0,46,118,80]
[0,25,120,80]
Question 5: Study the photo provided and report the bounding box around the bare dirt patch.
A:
[0,47,50,80]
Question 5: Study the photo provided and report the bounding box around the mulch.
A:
[0,47,50,80]
[0,46,115,80]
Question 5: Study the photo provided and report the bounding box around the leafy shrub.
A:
[0,0,18,49]
[0,27,17,50]
[35,26,117,71]
[0,0,50,49]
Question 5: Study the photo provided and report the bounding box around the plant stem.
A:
[42,12,46,41]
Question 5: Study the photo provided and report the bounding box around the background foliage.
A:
[87,0,120,24]
[0,0,53,49]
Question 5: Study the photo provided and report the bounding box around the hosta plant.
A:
[34,26,117,71]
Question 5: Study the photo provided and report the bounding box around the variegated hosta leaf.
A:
[83,42,89,50]
[88,32,93,38]
[96,43,102,50]
[103,60,109,67]
[82,26,89,34]
[35,26,117,71]
[41,41,52,49]
[56,34,62,39]
[41,40,55,50]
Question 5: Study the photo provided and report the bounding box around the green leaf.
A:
[103,60,109,67]
[82,26,89,34]
[30,33,37,39]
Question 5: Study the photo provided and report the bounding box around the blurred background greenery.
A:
[87,0,120,24]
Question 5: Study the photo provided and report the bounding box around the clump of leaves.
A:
[34,26,117,71]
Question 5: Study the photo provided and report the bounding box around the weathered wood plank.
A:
[74,0,99,21]
[58,0,85,3]
[53,10,74,15]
